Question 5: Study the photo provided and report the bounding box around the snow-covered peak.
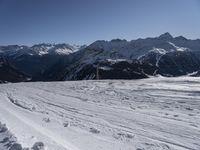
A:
[31,44,53,55]
[48,44,81,55]
[0,43,84,57]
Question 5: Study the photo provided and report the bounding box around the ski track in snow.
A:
[0,77,200,150]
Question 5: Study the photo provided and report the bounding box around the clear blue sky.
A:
[0,0,200,45]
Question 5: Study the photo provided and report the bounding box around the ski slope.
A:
[0,77,200,150]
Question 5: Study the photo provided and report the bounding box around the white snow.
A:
[187,71,199,76]
[0,44,83,57]
[99,66,113,71]
[38,50,49,55]
[0,77,200,150]
[107,59,133,64]
[54,48,74,55]
[150,48,167,55]
[168,42,189,52]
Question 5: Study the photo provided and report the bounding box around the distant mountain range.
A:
[1,33,200,82]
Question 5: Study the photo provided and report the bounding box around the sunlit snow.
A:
[0,77,200,150]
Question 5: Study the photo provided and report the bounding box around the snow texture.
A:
[0,77,200,150]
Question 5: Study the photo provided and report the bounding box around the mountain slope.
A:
[1,33,200,81]
[0,57,30,83]
[0,44,84,81]
[62,33,200,80]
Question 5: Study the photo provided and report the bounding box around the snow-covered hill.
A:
[0,77,200,150]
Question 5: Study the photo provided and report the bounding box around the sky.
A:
[0,0,200,45]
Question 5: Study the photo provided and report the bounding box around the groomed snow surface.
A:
[0,77,200,150]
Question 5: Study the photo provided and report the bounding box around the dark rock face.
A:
[64,60,157,80]
[8,54,70,81]
[157,51,200,76]
[0,122,46,150]
[31,142,45,150]
[139,51,200,77]
[9,144,22,150]
[0,122,20,150]
[0,58,29,83]
[98,61,156,80]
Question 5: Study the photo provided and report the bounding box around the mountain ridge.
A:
[1,33,200,82]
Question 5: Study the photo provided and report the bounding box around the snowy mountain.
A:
[0,44,85,81]
[61,33,200,80]
[82,32,193,61]
[0,77,200,150]
[1,33,200,82]
[0,43,84,56]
